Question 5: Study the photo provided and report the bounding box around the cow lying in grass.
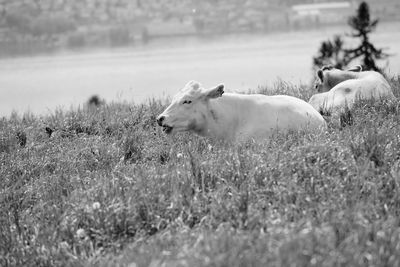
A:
[157,81,326,141]
[309,65,395,119]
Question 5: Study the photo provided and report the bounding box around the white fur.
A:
[157,81,326,141]
[309,68,395,114]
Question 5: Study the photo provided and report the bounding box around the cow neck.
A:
[206,94,239,139]
[204,98,222,132]
[330,72,359,88]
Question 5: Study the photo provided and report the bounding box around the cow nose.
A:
[157,115,165,126]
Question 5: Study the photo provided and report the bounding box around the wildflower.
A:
[76,228,86,239]
[59,241,69,250]
[92,202,101,210]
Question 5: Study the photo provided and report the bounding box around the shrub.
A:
[67,32,86,48]
[4,12,31,33]
[30,14,76,36]
[108,26,131,46]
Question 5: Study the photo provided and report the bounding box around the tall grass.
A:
[1,78,400,266]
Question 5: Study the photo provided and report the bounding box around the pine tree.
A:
[345,1,389,71]
[312,1,390,71]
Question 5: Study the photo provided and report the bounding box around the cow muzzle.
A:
[156,115,173,134]
[156,115,165,126]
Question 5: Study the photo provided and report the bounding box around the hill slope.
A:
[1,77,400,266]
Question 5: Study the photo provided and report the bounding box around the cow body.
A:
[157,81,326,141]
[309,66,395,114]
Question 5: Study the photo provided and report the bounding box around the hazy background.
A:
[0,0,399,116]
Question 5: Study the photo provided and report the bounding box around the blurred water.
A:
[0,22,399,117]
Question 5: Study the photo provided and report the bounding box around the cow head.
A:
[314,65,362,93]
[314,65,332,93]
[157,81,224,135]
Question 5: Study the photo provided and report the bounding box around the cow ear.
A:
[205,84,224,99]
[322,65,334,71]
[317,69,324,82]
[347,65,362,72]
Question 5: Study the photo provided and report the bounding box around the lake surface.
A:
[1,22,399,117]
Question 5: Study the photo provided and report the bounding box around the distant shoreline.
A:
[1,19,399,60]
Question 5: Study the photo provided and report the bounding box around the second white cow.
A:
[309,66,395,115]
[157,81,326,141]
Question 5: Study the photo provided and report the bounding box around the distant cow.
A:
[309,65,395,116]
[157,81,326,141]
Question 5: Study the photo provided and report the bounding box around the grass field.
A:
[1,76,400,267]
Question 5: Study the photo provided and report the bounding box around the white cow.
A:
[309,65,395,115]
[157,81,326,141]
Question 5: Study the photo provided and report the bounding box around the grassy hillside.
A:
[1,77,400,266]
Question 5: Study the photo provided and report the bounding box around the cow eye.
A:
[182,100,192,104]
